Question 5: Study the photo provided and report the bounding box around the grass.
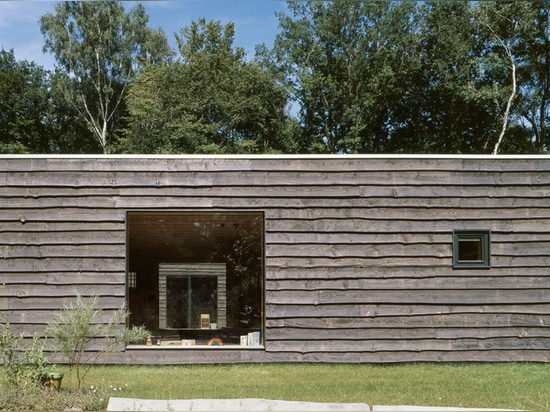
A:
[2,362,549,410]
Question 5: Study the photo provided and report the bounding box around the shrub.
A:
[46,293,149,389]
[0,323,49,388]
[0,380,113,411]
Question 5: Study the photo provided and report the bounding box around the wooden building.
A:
[1,154,550,364]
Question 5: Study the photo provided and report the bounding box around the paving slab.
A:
[372,406,521,411]
[107,397,371,411]
[108,398,523,412]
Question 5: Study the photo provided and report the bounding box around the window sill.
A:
[126,344,265,350]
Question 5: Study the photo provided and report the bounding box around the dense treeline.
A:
[1,1,548,155]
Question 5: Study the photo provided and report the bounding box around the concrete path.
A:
[107,397,522,412]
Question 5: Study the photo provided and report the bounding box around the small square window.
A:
[452,230,490,269]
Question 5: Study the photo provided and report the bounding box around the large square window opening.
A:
[127,212,264,347]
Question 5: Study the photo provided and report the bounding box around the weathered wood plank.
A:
[5,169,550,188]
[264,337,550,352]
[2,244,125,258]
[5,185,550,203]
[1,272,123,285]
[1,284,125,298]
[5,190,550,209]
[113,347,268,364]
[267,257,446,270]
[267,231,550,244]
[3,156,550,173]
[266,207,550,221]
[1,195,214,209]
[0,221,124,233]
[0,257,125,272]
[0,231,125,245]
[266,218,550,233]
[266,303,550,318]
[266,313,550,329]
[354,350,550,363]
[266,289,550,305]
[267,243,451,259]
[4,296,124,310]
[268,242,550,260]
[492,255,550,267]
[266,255,550,269]
[267,276,550,291]
[2,309,128,324]
[266,266,550,280]
[1,208,125,222]
[266,326,550,341]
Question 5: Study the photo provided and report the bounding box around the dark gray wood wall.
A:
[1,155,550,363]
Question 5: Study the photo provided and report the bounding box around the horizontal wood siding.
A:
[1,155,550,363]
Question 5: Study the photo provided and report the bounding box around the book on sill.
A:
[247,331,260,346]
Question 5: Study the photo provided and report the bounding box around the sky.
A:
[0,0,290,70]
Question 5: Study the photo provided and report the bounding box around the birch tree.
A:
[40,1,172,153]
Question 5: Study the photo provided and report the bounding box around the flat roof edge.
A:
[0,154,549,160]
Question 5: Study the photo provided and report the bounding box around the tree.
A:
[47,69,101,154]
[265,1,430,153]
[0,48,98,154]
[486,0,550,154]
[265,0,550,154]
[40,1,173,153]
[120,19,295,154]
[46,293,149,389]
[0,49,51,153]
[473,2,532,154]
[408,1,503,153]
[517,1,550,153]
[469,1,550,154]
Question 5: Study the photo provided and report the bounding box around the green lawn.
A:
[54,363,549,411]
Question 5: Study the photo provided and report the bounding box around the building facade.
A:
[1,155,550,363]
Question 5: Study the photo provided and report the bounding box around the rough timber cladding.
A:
[1,154,550,364]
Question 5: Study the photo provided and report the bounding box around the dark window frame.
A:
[452,230,491,269]
[126,210,265,348]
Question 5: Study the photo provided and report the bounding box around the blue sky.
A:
[0,0,290,70]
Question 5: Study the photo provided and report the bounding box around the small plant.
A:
[124,324,150,344]
[0,378,114,411]
[46,293,150,389]
[0,323,49,388]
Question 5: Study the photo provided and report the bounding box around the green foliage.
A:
[0,378,115,411]
[119,18,296,154]
[47,69,100,154]
[1,362,549,410]
[124,324,151,344]
[46,293,150,389]
[0,48,99,154]
[409,1,504,153]
[0,49,52,154]
[266,1,422,153]
[264,0,550,154]
[39,1,173,153]
[476,1,550,153]
[0,324,49,389]
[0,0,546,154]
[63,363,550,410]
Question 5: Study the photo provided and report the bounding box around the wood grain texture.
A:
[1,155,550,363]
